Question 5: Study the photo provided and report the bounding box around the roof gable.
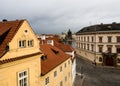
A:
[0,20,24,58]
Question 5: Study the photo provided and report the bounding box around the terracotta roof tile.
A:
[0,20,24,58]
[54,41,74,52]
[40,44,70,75]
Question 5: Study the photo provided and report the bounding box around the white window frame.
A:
[18,70,28,86]
[19,40,26,48]
[28,40,34,47]
[45,77,49,85]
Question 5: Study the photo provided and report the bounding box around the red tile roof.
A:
[0,20,24,58]
[38,37,74,52]
[54,41,74,52]
[40,44,70,75]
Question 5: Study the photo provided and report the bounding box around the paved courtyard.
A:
[74,55,120,86]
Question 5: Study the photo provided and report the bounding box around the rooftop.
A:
[40,44,70,75]
[0,19,24,58]
[76,22,120,34]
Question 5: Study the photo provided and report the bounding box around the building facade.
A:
[0,19,42,86]
[76,23,120,66]
[0,19,73,86]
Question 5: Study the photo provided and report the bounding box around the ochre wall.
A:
[0,54,41,86]
[40,59,72,86]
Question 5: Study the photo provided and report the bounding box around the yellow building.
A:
[0,19,73,86]
[0,19,42,86]
[40,44,72,86]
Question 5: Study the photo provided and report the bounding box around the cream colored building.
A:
[0,19,42,86]
[76,23,120,66]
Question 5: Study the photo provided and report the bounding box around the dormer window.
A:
[47,40,52,44]
[41,55,47,60]
[51,48,59,54]
[19,40,26,48]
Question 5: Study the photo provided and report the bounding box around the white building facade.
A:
[76,23,120,66]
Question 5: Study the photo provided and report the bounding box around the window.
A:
[91,44,94,51]
[87,44,89,50]
[91,36,94,42]
[28,40,33,47]
[47,40,52,44]
[65,76,67,82]
[99,57,102,62]
[98,46,103,53]
[68,60,70,65]
[45,77,49,85]
[19,40,26,48]
[108,36,112,43]
[64,63,66,68]
[117,36,120,42]
[60,66,62,72]
[84,37,86,42]
[87,37,89,42]
[18,70,28,86]
[117,58,120,63]
[116,48,120,53]
[108,47,112,53]
[81,37,83,41]
[99,37,103,43]
[54,71,57,77]
[81,43,83,49]
[68,72,70,78]
[84,44,86,49]
[60,81,63,86]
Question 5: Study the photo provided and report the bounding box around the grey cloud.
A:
[0,0,120,34]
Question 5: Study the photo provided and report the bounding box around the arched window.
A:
[99,57,102,62]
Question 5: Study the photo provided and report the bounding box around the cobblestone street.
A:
[74,55,120,86]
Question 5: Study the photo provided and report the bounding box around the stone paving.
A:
[74,55,120,86]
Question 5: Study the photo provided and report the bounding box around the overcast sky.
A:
[1,0,120,34]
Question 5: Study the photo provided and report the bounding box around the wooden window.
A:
[84,37,86,42]
[99,46,103,53]
[108,47,112,53]
[45,77,49,85]
[64,63,67,68]
[117,58,120,63]
[54,71,57,77]
[87,37,89,42]
[87,44,89,50]
[28,40,33,47]
[99,37,103,43]
[91,44,94,51]
[19,40,26,48]
[65,76,67,82]
[60,66,62,72]
[117,36,120,42]
[108,36,112,43]
[60,81,63,86]
[116,48,120,53]
[99,57,102,62]
[18,70,28,86]
[91,36,94,42]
